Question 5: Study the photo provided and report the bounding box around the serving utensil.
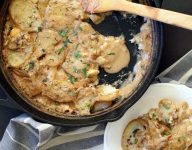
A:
[81,0,192,30]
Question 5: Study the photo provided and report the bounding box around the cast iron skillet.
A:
[0,0,163,126]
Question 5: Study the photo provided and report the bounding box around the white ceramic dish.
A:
[104,83,192,150]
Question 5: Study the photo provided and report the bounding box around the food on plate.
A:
[3,0,152,116]
[122,99,192,150]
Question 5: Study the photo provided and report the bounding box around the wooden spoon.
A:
[81,0,192,30]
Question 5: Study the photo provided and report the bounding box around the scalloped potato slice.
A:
[42,80,76,102]
[38,0,50,17]
[9,0,42,32]
[6,45,33,67]
[44,0,89,30]
[35,95,75,114]
[122,119,150,150]
[35,29,61,55]
[12,73,42,97]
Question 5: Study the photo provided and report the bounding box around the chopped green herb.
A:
[79,26,83,31]
[75,43,80,50]
[28,61,35,70]
[58,47,65,54]
[63,37,71,48]
[69,76,76,84]
[163,103,170,110]
[72,66,78,73]
[42,78,48,83]
[86,63,91,67]
[73,30,78,36]
[161,130,171,136]
[152,113,156,119]
[67,74,76,84]
[82,68,88,77]
[134,139,138,144]
[55,101,60,106]
[38,26,42,32]
[74,51,81,59]
[108,52,115,55]
[59,28,69,37]
[85,102,91,108]
[73,26,83,36]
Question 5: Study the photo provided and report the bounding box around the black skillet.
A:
[0,0,163,126]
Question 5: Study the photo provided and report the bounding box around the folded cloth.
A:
[1,49,192,150]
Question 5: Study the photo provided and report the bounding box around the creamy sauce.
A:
[120,21,152,98]
[101,38,130,74]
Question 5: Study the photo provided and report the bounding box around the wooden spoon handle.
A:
[114,1,192,30]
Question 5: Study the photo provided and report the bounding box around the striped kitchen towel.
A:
[1,49,192,150]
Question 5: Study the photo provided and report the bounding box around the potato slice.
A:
[42,80,76,102]
[35,29,61,54]
[9,0,42,32]
[12,73,42,97]
[6,45,33,67]
[122,119,150,150]
[37,0,50,17]
[44,0,88,30]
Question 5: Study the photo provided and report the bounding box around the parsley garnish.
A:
[82,68,88,77]
[67,74,76,84]
[28,61,35,70]
[72,66,78,73]
[74,51,81,59]
[38,27,42,32]
[152,113,156,119]
[59,28,69,37]
[58,47,65,54]
[64,37,71,48]
[79,26,83,31]
[75,43,80,50]
[134,139,138,144]
[55,101,60,106]
[73,26,83,36]
[73,31,78,36]
[85,102,91,108]
[163,103,170,110]
[108,52,115,55]
[161,130,171,136]
[42,78,48,83]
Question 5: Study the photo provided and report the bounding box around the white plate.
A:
[104,83,192,150]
